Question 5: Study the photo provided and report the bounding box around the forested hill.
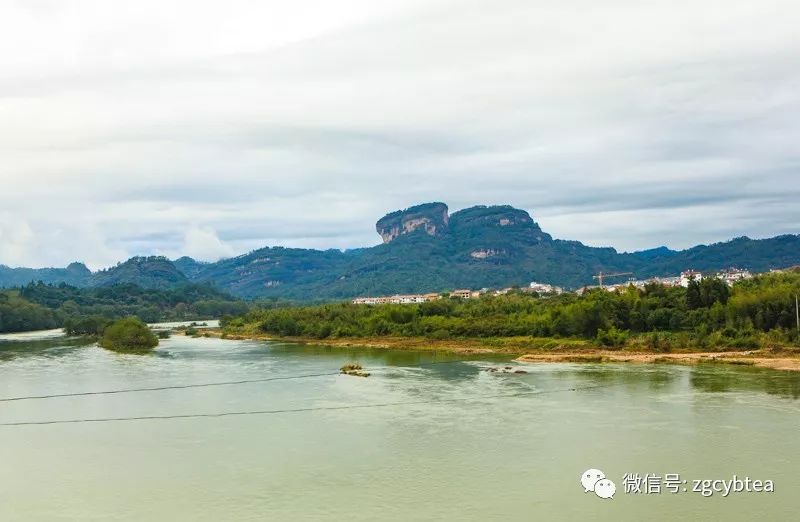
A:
[0,282,248,333]
[0,256,186,290]
[1,203,799,299]
[0,262,91,288]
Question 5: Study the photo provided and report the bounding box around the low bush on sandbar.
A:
[99,317,159,354]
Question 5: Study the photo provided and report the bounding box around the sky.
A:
[0,0,798,269]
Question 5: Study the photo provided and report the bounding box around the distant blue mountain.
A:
[0,261,91,288]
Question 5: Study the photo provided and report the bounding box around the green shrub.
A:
[728,335,760,349]
[99,317,159,353]
[427,328,451,340]
[647,331,670,352]
[595,326,629,348]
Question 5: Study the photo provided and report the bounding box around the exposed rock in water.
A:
[340,362,370,378]
[484,366,528,374]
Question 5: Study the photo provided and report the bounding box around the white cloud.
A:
[0,215,35,267]
[178,226,236,262]
[0,212,127,269]
[0,0,798,267]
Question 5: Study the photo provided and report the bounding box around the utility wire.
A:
[0,383,620,427]
[0,358,494,403]
[0,372,341,402]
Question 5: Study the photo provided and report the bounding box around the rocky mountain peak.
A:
[65,262,91,275]
[376,202,449,243]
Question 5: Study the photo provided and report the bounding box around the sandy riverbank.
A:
[195,329,800,372]
[206,330,583,354]
[513,351,800,372]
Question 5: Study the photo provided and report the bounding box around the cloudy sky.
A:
[1,0,798,269]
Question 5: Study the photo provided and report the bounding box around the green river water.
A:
[1,332,798,521]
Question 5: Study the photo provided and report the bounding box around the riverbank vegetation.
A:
[98,317,159,353]
[0,282,248,333]
[223,271,800,351]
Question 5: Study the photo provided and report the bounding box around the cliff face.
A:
[376,202,449,243]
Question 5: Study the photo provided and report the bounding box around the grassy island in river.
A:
[99,317,159,353]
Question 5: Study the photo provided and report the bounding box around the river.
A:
[1,333,798,520]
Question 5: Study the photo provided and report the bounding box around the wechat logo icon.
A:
[581,468,616,499]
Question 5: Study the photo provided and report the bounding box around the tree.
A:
[99,317,159,353]
[64,315,112,336]
[699,278,730,307]
[686,280,703,310]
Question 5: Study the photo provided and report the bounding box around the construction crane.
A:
[593,271,633,289]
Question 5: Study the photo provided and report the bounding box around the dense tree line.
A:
[0,282,249,333]
[0,292,60,333]
[224,271,800,350]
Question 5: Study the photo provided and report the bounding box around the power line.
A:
[0,383,620,427]
[0,372,341,402]
[0,358,491,403]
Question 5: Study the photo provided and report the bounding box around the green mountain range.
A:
[2,203,799,299]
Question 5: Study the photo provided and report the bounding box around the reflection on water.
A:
[265,341,508,367]
[0,328,65,342]
[690,364,800,399]
[0,336,94,362]
[148,319,220,330]
[0,335,798,521]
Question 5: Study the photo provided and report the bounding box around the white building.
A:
[529,282,564,294]
[717,268,753,286]
[352,293,441,305]
[679,270,703,287]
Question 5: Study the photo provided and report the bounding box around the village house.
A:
[529,282,564,294]
[717,268,753,286]
[658,276,681,287]
[388,295,431,304]
[679,270,703,287]
[352,292,441,305]
[353,265,765,305]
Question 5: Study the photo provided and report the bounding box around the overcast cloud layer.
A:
[1,0,798,269]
